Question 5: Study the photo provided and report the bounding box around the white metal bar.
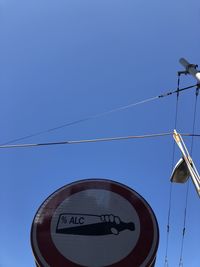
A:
[173,130,200,197]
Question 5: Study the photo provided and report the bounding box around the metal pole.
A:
[179,58,200,83]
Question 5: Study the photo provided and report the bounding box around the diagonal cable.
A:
[2,84,197,146]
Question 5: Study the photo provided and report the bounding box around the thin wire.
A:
[1,96,158,145]
[2,84,197,146]
[190,87,199,152]
[178,86,199,267]
[0,132,173,149]
[182,133,200,137]
[0,132,199,149]
[158,84,196,99]
[164,74,181,267]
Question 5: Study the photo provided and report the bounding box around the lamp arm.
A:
[173,130,200,197]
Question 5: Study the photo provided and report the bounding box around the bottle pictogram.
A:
[56,213,135,235]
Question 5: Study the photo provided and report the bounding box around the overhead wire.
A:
[1,96,158,145]
[2,84,197,146]
[190,87,199,151]
[0,132,199,149]
[178,85,199,267]
[0,132,173,149]
[164,73,181,267]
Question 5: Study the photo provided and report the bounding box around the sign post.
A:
[31,179,159,267]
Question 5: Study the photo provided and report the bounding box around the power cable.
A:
[0,132,199,149]
[190,87,199,152]
[1,96,157,145]
[0,132,173,149]
[164,73,181,267]
[2,84,197,146]
[178,86,199,267]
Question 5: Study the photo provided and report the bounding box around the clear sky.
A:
[0,0,200,266]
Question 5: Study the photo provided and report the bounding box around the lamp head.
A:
[170,158,190,183]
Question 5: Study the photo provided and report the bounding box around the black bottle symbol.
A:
[56,213,135,236]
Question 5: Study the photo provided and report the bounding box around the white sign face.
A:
[51,189,140,266]
[31,179,159,267]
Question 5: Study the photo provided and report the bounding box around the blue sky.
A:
[0,0,200,266]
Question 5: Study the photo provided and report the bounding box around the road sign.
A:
[31,179,159,267]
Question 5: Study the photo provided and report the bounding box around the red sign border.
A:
[31,179,159,267]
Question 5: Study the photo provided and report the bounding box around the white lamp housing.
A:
[170,157,190,184]
[179,58,200,84]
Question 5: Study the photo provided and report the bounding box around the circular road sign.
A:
[31,179,159,267]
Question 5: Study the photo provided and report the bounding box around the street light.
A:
[179,58,200,84]
[170,130,200,197]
